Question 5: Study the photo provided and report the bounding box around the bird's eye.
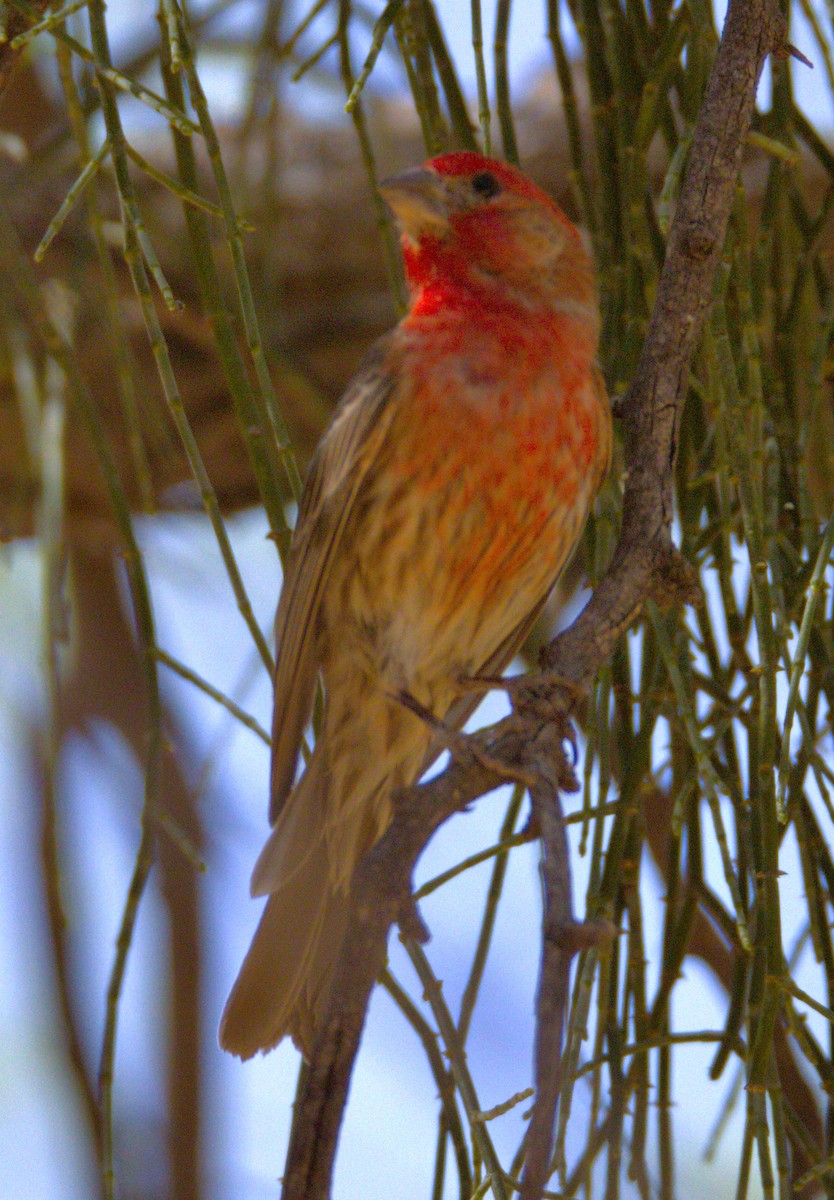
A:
[471,171,502,200]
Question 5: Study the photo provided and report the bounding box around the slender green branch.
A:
[777,514,834,809]
[85,0,276,674]
[345,0,404,113]
[50,27,199,134]
[493,0,518,164]
[457,785,524,1044]
[176,9,305,520]
[379,968,473,1198]
[470,0,490,153]
[10,0,90,50]
[404,939,510,1200]
[55,41,156,514]
[34,138,110,262]
[155,648,272,745]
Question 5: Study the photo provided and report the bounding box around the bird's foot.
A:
[458,670,585,712]
[394,688,537,788]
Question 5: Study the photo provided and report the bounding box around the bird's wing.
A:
[270,339,397,822]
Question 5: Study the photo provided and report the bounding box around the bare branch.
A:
[520,728,615,1200]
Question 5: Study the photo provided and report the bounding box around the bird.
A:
[219,150,612,1060]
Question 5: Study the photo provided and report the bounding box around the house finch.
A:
[220,151,611,1059]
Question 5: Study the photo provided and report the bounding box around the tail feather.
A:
[220,758,346,1059]
[249,755,325,898]
[285,886,351,1054]
[221,696,430,1059]
[219,849,339,1058]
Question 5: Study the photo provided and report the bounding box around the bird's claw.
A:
[395,688,537,788]
[458,669,585,716]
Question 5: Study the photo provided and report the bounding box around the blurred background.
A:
[2,0,834,1197]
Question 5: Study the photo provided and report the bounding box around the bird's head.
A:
[379,151,597,329]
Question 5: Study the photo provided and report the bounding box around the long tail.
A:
[220,690,431,1059]
[219,758,348,1059]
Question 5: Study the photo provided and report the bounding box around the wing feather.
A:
[269,339,397,821]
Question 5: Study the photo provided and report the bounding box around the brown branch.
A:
[520,726,616,1200]
[280,1,787,1197]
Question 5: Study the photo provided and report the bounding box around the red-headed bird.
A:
[220,151,612,1059]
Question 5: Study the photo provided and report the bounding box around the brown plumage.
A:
[219,152,611,1059]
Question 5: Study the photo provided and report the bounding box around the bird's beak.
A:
[378,167,449,237]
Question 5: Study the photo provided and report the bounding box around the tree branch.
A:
[520,730,616,1200]
[280,2,788,1196]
